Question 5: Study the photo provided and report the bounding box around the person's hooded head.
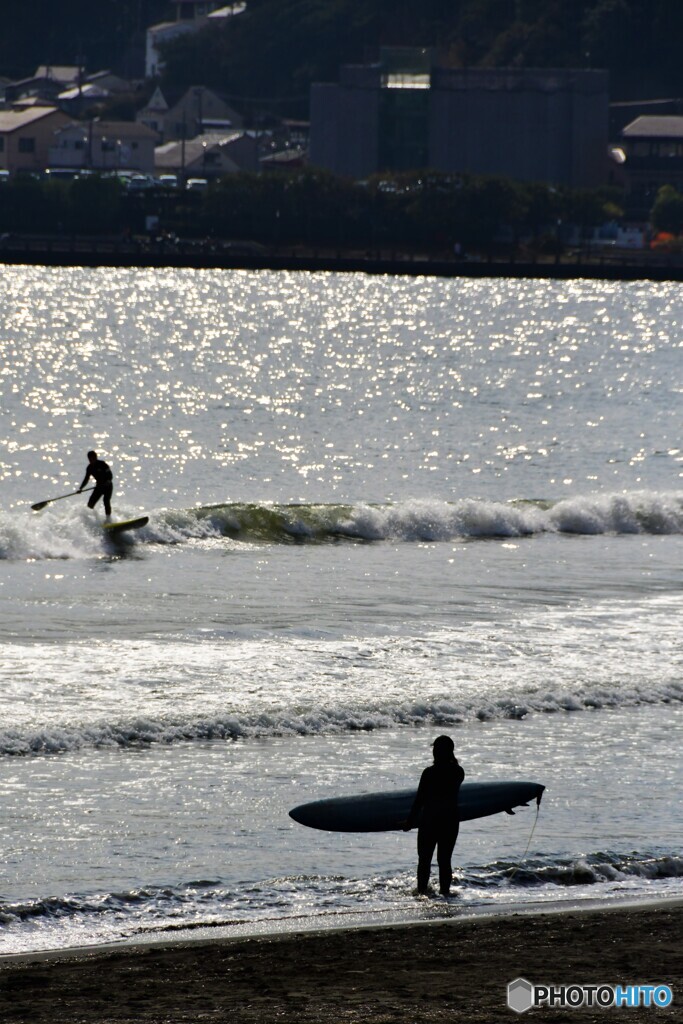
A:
[432,734,457,765]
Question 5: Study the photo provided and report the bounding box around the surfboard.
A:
[289,780,544,832]
[102,515,149,536]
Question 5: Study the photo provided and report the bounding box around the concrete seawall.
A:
[2,239,683,281]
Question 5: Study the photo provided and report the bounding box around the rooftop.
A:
[622,115,683,138]
[54,120,159,140]
[0,106,63,131]
[34,65,81,84]
[155,131,243,167]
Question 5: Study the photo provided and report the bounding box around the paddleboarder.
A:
[404,735,465,897]
[78,450,113,517]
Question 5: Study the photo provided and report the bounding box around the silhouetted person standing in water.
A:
[78,450,113,518]
[404,735,465,896]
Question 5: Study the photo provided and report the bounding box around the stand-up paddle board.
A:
[289,780,544,832]
[102,515,149,536]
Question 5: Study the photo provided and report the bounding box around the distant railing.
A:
[3,233,683,279]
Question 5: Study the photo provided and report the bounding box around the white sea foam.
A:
[3,491,682,561]
[1,677,681,757]
[1,850,681,954]
[166,491,683,544]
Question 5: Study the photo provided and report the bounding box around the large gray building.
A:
[310,50,608,188]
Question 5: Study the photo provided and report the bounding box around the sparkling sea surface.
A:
[0,267,681,953]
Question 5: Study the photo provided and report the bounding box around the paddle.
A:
[31,487,94,511]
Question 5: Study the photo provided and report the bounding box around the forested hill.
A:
[3,0,683,112]
[156,0,683,112]
[0,1,169,79]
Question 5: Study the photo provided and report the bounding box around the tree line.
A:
[0,169,624,253]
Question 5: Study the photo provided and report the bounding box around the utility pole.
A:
[181,111,187,186]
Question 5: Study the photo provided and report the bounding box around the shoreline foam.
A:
[1,897,680,1023]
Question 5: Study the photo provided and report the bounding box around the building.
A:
[48,121,159,173]
[171,0,245,19]
[145,1,245,78]
[259,148,306,172]
[145,20,199,80]
[610,98,683,139]
[57,83,111,117]
[137,86,243,143]
[57,71,135,115]
[4,66,81,106]
[0,106,70,175]
[155,130,258,178]
[619,115,683,214]
[310,49,608,188]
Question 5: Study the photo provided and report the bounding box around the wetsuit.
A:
[80,459,113,516]
[406,760,465,895]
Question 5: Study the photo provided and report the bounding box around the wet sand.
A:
[1,902,681,1023]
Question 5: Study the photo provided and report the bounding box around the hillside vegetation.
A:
[160,0,683,116]
[0,1,169,78]
[3,1,683,114]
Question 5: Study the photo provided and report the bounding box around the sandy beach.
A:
[1,901,680,1023]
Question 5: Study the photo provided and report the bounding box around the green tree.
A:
[650,185,683,235]
[67,176,124,234]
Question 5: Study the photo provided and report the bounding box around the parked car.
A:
[126,174,156,192]
[185,177,208,192]
[157,174,179,189]
[45,168,79,181]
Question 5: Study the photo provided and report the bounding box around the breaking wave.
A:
[5,490,682,560]
[153,491,683,545]
[2,851,681,953]
[2,677,682,757]
[466,851,683,888]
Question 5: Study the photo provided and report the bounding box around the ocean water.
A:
[0,267,681,954]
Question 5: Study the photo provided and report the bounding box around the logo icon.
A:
[508,978,534,1014]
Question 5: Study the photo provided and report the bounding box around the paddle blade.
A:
[31,500,49,511]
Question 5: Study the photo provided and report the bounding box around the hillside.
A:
[3,0,683,113]
[0,0,169,79]
[159,0,683,116]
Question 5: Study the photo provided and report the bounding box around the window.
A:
[0,138,4,152]
[18,137,35,153]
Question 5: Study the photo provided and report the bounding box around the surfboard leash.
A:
[506,794,542,883]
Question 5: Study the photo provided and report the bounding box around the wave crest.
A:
[3,678,682,757]
[4,491,682,559]
[156,491,683,545]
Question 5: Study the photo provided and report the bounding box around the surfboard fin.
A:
[505,809,516,815]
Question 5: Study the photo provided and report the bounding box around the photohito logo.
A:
[507,978,673,1013]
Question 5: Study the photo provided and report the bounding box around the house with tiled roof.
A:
[4,66,81,106]
[155,130,257,178]
[137,85,243,142]
[0,106,70,175]
[49,120,159,173]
